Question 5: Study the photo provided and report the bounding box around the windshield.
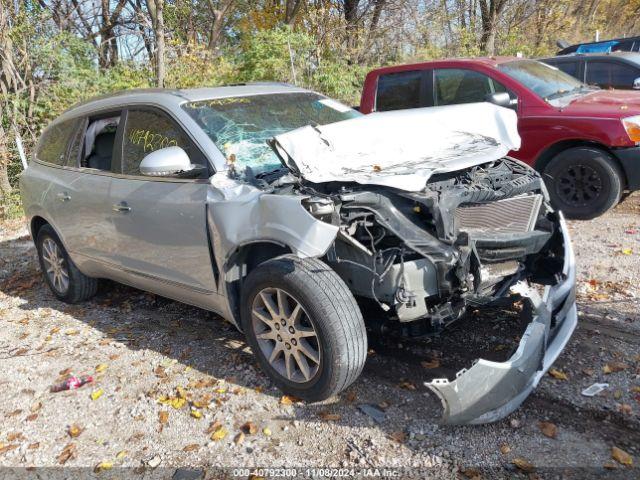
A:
[498,60,586,101]
[183,92,361,177]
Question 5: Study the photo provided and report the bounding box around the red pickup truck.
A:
[360,57,640,219]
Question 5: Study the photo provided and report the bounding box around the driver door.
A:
[108,106,218,303]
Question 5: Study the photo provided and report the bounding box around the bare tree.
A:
[146,0,165,87]
[479,0,508,54]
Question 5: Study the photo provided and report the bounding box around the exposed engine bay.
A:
[257,157,566,336]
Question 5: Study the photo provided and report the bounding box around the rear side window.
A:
[376,70,424,111]
[36,120,80,166]
[586,61,640,89]
[434,68,504,106]
[122,109,205,176]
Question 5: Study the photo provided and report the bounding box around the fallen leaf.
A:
[459,467,482,479]
[389,431,406,443]
[158,411,169,424]
[6,432,24,442]
[538,421,557,439]
[30,401,42,413]
[603,362,628,374]
[345,391,357,403]
[499,444,511,455]
[241,421,258,435]
[398,380,416,390]
[27,443,39,450]
[234,432,245,445]
[582,368,595,376]
[90,389,104,401]
[95,364,108,373]
[57,443,77,465]
[65,329,79,336]
[26,413,38,421]
[190,410,202,419]
[0,444,18,455]
[378,400,391,410]
[512,457,535,472]
[116,450,127,459]
[620,248,633,255]
[280,395,297,405]
[611,446,633,466]
[207,420,223,434]
[318,411,341,421]
[68,424,83,438]
[617,404,633,415]
[614,390,623,400]
[262,427,272,436]
[603,462,618,470]
[154,366,167,378]
[421,359,440,369]
[183,444,199,452]
[549,368,568,380]
[176,386,188,399]
[94,462,113,473]
[210,426,228,441]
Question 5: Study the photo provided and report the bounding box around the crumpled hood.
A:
[273,103,521,192]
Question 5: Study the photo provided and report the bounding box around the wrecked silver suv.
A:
[20,85,576,424]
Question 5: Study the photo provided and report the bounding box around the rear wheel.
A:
[36,224,98,303]
[543,147,623,220]
[241,255,367,401]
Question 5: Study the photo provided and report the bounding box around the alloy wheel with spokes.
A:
[41,237,70,294]
[251,287,321,383]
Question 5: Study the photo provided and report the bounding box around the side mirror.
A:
[139,146,199,177]
[633,77,640,90]
[484,92,517,109]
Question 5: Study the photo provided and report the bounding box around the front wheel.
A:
[543,147,623,220]
[241,255,367,401]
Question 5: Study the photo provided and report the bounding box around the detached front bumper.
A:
[427,214,577,425]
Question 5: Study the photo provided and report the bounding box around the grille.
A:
[454,194,543,235]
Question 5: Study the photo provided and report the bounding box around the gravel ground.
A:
[0,194,639,479]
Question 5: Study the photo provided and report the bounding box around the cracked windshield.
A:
[183,92,360,178]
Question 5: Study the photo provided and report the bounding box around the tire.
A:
[36,224,98,303]
[240,255,367,401]
[543,147,623,220]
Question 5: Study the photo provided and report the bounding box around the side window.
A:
[434,69,498,106]
[36,120,80,166]
[554,61,579,79]
[82,116,121,171]
[376,70,424,111]
[586,61,639,89]
[122,109,204,176]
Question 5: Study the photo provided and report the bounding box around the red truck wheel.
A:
[543,147,623,220]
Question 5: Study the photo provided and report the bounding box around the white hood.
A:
[273,103,521,192]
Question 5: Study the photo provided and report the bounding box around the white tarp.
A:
[273,103,521,192]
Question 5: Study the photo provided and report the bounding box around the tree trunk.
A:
[479,0,506,55]
[147,0,165,87]
[0,125,13,221]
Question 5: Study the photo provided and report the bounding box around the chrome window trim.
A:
[32,158,212,184]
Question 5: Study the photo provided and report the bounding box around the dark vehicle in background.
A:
[360,57,640,219]
[557,35,640,55]
[541,52,640,90]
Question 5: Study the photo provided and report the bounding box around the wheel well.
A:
[535,140,627,188]
[224,241,293,325]
[30,216,49,240]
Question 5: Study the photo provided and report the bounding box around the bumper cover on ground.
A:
[427,214,577,425]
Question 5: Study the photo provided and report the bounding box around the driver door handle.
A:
[112,202,132,213]
[56,192,71,202]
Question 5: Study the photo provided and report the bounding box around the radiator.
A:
[454,194,543,234]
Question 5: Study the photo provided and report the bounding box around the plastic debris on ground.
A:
[50,375,93,393]
[581,383,609,397]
